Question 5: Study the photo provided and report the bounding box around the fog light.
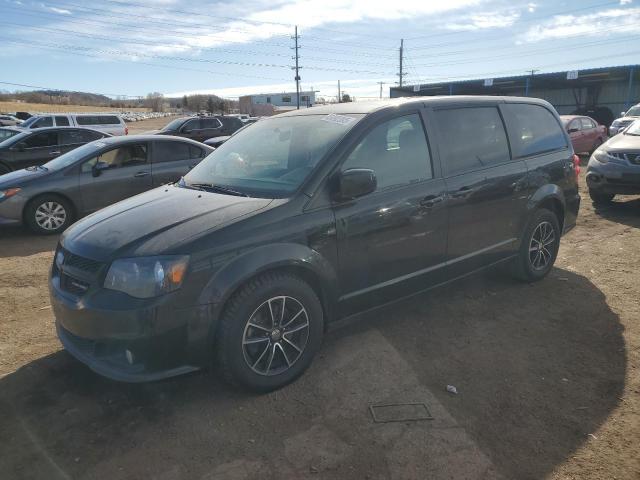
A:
[125,349,134,365]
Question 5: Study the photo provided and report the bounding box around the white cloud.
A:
[527,3,537,13]
[443,11,520,31]
[620,0,632,5]
[47,6,71,14]
[521,7,640,42]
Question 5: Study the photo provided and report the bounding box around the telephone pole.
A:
[377,81,386,99]
[292,25,301,109]
[398,39,405,88]
[338,80,341,103]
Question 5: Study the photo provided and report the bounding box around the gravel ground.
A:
[0,154,638,479]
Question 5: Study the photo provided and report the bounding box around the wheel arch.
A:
[22,191,78,224]
[527,184,565,233]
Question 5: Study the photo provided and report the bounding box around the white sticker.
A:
[322,113,356,126]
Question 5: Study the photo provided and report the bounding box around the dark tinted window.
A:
[60,129,102,145]
[55,116,70,126]
[436,107,510,176]
[76,116,100,125]
[98,115,121,125]
[202,117,222,129]
[33,117,53,128]
[189,145,204,158]
[342,114,432,191]
[502,104,567,158]
[183,119,200,131]
[23,131,57,148]
[154,141,198,163]
[81,144,147,172]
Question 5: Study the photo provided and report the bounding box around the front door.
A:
[79,142,152,213]
[11,131,60,169]
[334,112,448,315]
[432,105,528,276]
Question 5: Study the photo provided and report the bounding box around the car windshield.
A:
[626,106,640,117]
[182,113,364,198]
[20,117,39,128]
[0,129,20,142]
[162,118,188,131]
[42,141,107,170]
[625,120,640,136]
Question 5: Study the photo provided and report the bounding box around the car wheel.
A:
[588,189,614,205]
[513,208,561,282]
[216,272,324,392]
[24,195,74,235]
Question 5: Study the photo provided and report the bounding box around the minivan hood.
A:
[0,167,51,188]
[61,185,274,260]
[603,133,640,152]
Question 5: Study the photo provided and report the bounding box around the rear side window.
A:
[435,107,510,177]
[202,118,222,129]
[99,115,121,125]
[76,116,100,126]
[502,104,567,158]
[183,119,200,131]
[342,113,432,191]
[60,129,102,145]
[581,118,596,129]
[153,141,197,163]
[55,116,70,126]
[23,131,57,148]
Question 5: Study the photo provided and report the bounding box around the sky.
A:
[1,0,639,100]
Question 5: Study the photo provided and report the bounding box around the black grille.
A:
[60,273,90,295]
[63,250,103,273]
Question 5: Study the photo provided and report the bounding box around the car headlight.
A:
[104,255,189,298]
[0,188,21,201]
[591,149,613,164]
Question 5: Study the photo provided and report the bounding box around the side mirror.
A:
[621,111,626,116]
[335,168,377,201]
[92,160,109,177]
[568,127,579,134]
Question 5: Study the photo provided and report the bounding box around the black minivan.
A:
[50,97,580,391]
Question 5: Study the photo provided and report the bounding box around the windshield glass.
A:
[0,129,21,142]
[183,113,363,198]
[626,106,640,117]
[625,120,640,135]
[42,141,107,170]
[162,118,188,131]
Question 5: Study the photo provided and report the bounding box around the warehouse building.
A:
[390,64,639,126]
[239,91,316,116]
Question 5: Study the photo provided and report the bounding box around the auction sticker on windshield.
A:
[322,113,356,125]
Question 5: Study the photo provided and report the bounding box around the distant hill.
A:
[0,89,143,109]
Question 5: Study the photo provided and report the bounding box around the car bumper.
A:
[0,193,27,226]
[586,160,640,195]
[564,192,580,234]
[50,269,215,382]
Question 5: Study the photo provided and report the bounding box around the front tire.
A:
[24,194,74,234]
[513,208,561,282]
[588,189,614,205]
[215,272,324,392]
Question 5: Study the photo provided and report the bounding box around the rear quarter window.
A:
[502,104,567,158]
[76,116,100,126]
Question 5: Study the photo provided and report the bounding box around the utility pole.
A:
[292,26,301,109]
[398,39,405,88]
[377,81,386,99]
[338,80,341,103]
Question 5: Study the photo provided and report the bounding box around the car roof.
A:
[94,134,210,146]
[25,126,111,135]
[277,95,552,117]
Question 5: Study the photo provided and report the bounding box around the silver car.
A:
[586,119,640,204]
[609,104,640,136]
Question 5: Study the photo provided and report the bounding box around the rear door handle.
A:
[134,171,150,178]
[450,186,474,198]
[420,195,444,208]
[49,151,61,155]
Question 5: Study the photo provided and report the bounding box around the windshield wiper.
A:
[188,183,249,197]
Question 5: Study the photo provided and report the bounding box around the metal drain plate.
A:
[369,403,433,423]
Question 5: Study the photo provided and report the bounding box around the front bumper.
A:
[586,159,640,195]
[0,193,27,226]
[50,266,215,382]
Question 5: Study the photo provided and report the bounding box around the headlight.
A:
[104,255,189,298]
[0,188,21,201]
[591,149,613,164]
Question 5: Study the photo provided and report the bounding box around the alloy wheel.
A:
[242,296,310,376]
[35,201,67,231]
[529,221,555,270]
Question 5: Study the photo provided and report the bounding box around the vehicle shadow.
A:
[593,196,640,229]
[0,268,625,480]
[0,225,58,257]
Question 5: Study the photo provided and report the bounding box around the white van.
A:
[20,114,128,136]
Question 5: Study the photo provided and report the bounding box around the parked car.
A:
[20,114,128,136]
[0,127,110,174]
[561,115,607,154]
[586,119,640,204]
[203,136,230,148]
[0,127,23,142]
[609,104,640,136]
[49,97,580,390]
[151,115,245,143]
[0,135,212,233]
[0,114,23,127]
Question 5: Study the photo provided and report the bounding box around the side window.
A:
[581,118,595,129]
[76,116,100,126]
[33,117,53,128]
[99,116,120,125]
[82,144,148,173]
[568,120,581,132]
[342,113,432,191]
[55,116,70,126]
[153,141,192,163]
[202,118,222,129]
[60,130,87,145]
[23,132,57,148]
[502,104,567,158]
[435,107,510,177]
[183,119,200,131]
[189,145,204,158]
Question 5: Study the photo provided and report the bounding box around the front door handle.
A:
[49,150,61,155]
[420,195,444,208]
[450,186,474,198]
[134,171,150,178]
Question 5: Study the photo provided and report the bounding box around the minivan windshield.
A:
[183,113,363,198]
[42,141,107,170]
[626,105,640,117]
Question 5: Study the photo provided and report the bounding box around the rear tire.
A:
[24,194,74,235]
[215,272,324,392]
[588,189,614,205]
[512,208,560,282]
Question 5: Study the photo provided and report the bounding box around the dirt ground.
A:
[0,162,639,479]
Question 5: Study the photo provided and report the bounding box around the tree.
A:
[207,96,216,114]
[182,95,188,110]
[145,92,164,112]
[341,92,352,103]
